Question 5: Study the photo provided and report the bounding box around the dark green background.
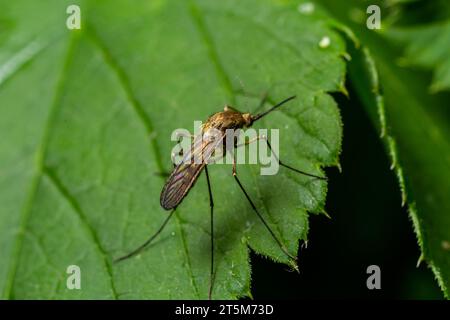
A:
[251,85,443,299]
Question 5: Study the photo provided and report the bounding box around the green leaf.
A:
[0,0,345,299]
[384,21,450,92]
[317,0,450,298]
[346,0,450,92]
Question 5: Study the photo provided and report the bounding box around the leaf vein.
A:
[43,168,118,299]
[86,25,201,298]
[2,35,76,299]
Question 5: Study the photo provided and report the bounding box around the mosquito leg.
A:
[237,135,326,180]
[235,136,260,149]
[231,152,296,261]
[263,136,326,180]
[114,209,176,262]
[204,166,215,300]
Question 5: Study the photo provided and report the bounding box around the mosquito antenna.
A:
[252,95,296,122]
[114,209,176,263]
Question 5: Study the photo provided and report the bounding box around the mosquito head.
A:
[252,95,296,123]
[242,113,253,127]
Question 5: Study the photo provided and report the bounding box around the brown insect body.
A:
[202,106,253,131]
[117,96,320,300]
[160,106,252,210]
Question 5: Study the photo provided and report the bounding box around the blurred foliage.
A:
[317,0,450,298]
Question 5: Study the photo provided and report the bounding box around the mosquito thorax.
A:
[202,107,253,133]
[242,113,253,127]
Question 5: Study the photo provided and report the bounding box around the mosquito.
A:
[115,95,326,299]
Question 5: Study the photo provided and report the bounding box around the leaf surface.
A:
[0,0,346,299]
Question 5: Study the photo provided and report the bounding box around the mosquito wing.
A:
[160,131,224,210]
